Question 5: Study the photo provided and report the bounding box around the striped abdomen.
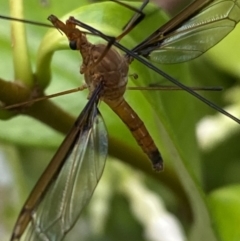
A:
[105,97,163,171]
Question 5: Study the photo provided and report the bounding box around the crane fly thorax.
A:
[83,44,129,103]
[48,16,129,103]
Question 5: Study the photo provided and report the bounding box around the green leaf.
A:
[208,185,240,241]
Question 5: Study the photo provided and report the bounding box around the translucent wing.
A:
[23,106,107,241]
[145,0,240,63]
[10,84,108,241]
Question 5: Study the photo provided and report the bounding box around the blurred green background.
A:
[0,0,240,241]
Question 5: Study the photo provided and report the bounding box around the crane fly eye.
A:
[69,40,77,50]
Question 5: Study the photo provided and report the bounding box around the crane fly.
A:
[1,0,240,240]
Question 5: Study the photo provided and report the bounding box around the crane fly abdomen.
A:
[105,97,163,171]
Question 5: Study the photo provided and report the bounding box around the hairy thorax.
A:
[82,44,130,104]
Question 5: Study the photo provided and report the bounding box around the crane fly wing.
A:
[147,0,240,63]
[21,98,108,240]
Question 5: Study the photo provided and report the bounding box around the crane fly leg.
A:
[4,84,88,110]
[111,0,149,41]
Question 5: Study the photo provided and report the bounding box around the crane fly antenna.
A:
[0,14,53,28]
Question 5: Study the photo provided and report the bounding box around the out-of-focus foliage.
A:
[0,0,240,241]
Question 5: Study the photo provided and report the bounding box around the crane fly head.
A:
[48,15,87,51]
